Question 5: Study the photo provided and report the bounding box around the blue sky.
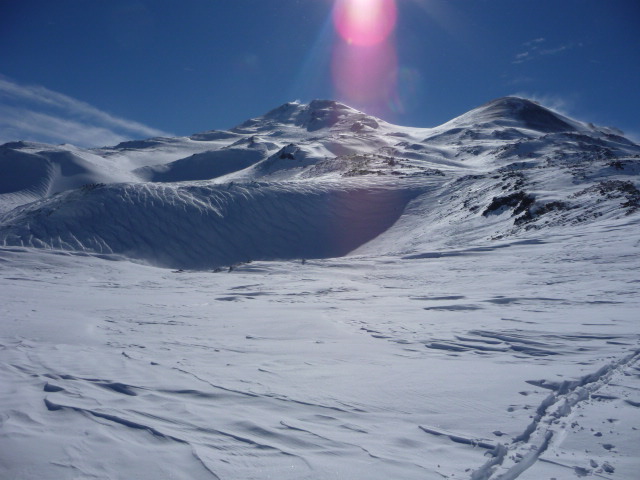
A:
[1,0,639,146]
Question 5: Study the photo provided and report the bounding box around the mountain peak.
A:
[448,96,578,133]
[260,99,355,126]
[295,100,380,132]
[234,99,380,133]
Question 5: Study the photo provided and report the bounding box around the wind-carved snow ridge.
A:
[470,350,640,480]
[0,180,422,269]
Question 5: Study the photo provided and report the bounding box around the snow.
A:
[0,97,639,479]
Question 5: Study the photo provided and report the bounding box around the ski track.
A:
[468,350,640,479]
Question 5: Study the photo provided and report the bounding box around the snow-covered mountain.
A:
[1,97,638,269]
[1,98,639,480]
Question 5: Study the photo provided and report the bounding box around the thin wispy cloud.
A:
[0,76,172,147]
[524,37,546,48]
[513,38,581,64]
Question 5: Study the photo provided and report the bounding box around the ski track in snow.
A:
[468,351,640,480]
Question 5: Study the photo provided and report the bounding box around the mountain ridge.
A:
[1,97,638,268]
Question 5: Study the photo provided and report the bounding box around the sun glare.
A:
[332,41,397,105]
[333,0,397,46]
[331,0,401,117]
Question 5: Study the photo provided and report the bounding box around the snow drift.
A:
[0,181,418,269]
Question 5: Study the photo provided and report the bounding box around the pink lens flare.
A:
[333,0,397,47]
[332,40,398,107]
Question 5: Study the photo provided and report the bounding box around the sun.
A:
[333,0,397,47]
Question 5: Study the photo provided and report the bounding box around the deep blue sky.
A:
[1,0,639,146]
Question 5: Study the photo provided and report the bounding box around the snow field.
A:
[1,216,639,479]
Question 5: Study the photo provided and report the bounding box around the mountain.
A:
[0,97,638,268]
[2,97,640,480]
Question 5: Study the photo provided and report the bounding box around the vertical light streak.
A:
[331,0,399,117]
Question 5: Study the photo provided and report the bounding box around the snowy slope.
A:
[0,180,420,269]
[0,141,133,214]
[1,97,639,479]
[1,97,639,268]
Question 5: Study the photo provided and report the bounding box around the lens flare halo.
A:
[333,0,397,46]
